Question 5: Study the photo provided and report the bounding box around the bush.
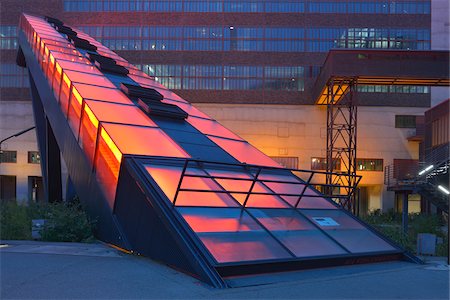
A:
[0,201,31,240]
[0,200,95,243]
[364,210,448,257]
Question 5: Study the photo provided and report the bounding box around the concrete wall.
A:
[0,101,41,202]
[195,103,427,211]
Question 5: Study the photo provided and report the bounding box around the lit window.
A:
[28,151,41,164]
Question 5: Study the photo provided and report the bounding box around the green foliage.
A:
[0,200,95,242]
[363,210,448,257]
[0,201,31,240]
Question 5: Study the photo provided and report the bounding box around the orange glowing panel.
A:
[57,60,101,75]
[59,73,72,116]
[53,62,63,99]
[63,70,116,88]
[101,123,190,158]
[145,165,238,207]
[95,127,122,208]
[79,104,99,165]
[208,136,281,168]
[71,83,132,105]
[46,44,82,56]
[187,117,243,140]
[51,52,91,64]
[67,86,84,137]
[83,100,156,127]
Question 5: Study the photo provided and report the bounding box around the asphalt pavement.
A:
[1,240,448,299]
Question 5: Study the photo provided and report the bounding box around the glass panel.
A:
[72,83,132,105]
[67,86,83,137]
[249,209,347,257]
[79,104,99,165]
[59,73,72,116]
[63,70,116,88]
[302,210,397,253]
[162,100,211,119]
[206,169,288,208]
[51,52,91,64]
[264,180,337,209]
[95,127,122,208]
[145,165,238,207]
[208,136,281,168]
[57,60,101,75]
[187,117,242,140]
[102,123,190,157]
[84,100,156,127]
[178,207,293,263]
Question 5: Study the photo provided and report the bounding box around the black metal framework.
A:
[171,158,361,209]
[324,78,358,212]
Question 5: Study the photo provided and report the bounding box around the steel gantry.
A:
[324,78,358,212]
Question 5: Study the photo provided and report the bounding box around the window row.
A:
[64,0,430,14]
[137,64,306,91]
[0,64,30,87]
[0,151,40,164]
[311,157,383,171]
[0,25,18,49]
[357,85,429,94]
[79,25,430,52]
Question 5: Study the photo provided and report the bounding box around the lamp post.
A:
[0,126,36,162]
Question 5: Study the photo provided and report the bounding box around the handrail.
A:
[167,159,362,209]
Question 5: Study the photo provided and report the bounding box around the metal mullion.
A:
[172,159,189,206]
[255,179,352,254]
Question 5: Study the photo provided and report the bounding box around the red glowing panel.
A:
[52,61,63,99]
[177,208,292,263]
[187,117,243,140]
[208,136,281,168]
[84,100,156,127]
[46,44,82,56]
[71,83,132,105]
[57,60,101,75]
[101,123,190,158]
[51,52,91,64]
[63,70,116,88]
[243,183,289,208]
[178,208,262,233]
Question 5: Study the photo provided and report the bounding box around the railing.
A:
[384,159,421,188]
[171,159,361,210]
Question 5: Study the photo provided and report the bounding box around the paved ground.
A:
[0,240,448,299]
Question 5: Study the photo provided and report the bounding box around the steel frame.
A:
[325,78,359,212]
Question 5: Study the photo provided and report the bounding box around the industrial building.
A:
[0,0,448,215]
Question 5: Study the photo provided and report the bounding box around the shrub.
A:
[0,201,31,240]
[0,199,95,242]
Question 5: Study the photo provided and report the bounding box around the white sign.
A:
[312,217,340,227]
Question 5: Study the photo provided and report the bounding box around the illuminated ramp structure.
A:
[18,14,412,287]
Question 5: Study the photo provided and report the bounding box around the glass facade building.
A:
[0,0,432,104]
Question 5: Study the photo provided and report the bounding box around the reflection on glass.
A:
[250,209,347,257]
[178,207,292,263]
[79,104,99,165]
[302,210,397,253]
[209,136,280,167]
